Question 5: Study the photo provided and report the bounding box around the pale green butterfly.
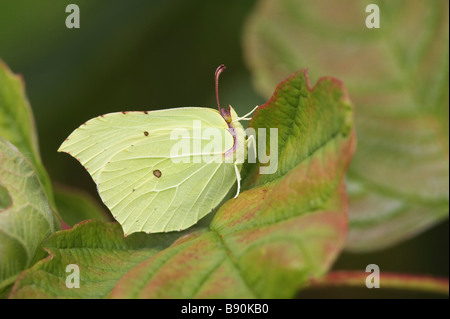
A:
[58,65,258,235]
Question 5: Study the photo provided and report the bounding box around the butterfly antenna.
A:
[215,64,226,112]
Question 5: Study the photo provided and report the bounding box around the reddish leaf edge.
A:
[249,68,352,127]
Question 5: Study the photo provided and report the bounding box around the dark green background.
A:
[0,0,447,297]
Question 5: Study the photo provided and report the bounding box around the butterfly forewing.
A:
[59,107,239,234]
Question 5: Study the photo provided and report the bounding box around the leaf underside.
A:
[0,138,57,294]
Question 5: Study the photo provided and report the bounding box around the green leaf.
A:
[9,220,179,298]
[54,185,112,227]
[0,59,59,218]
[0,137,58,294]
[10,70,354,298]
[243,0,449,251]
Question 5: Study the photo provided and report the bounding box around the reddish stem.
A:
[309,271,449,296]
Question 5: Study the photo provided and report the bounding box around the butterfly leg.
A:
[234,163,241,198]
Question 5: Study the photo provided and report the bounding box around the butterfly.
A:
[58,65,258,235]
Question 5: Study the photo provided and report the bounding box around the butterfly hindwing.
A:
[99,154,236,234]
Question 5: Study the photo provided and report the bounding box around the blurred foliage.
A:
[243,0,449,251]
[0,57,57,212]
[54,184,111,227]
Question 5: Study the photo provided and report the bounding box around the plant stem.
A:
[310,271,449,296]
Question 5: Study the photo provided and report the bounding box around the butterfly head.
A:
[220,105,233,124]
